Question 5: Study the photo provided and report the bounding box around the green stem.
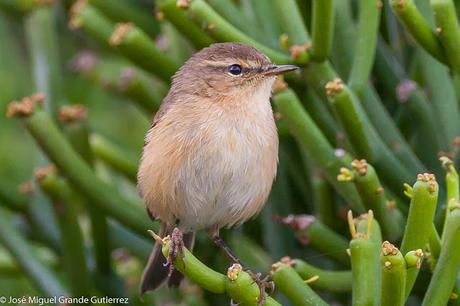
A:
[110,25,179,83]
[294,259,352,292]
[310,0,334,62]
[312,173,338,230]
[16,109,152,237]
[419,50,460,147]
[380,242,406,306]
[272,262,328,306]
[273,89,365,212]
[161,22,193,63]
[70,53,164,115]
[301,86,338,146]
[279,215,350,266]
[272,0,310,45]
[0,0,47,14]
[109,222,151,261]
[373,42,443,173]
[24,3,63,254]
[329,13,424,175]
[62,118,112,276]
[0,207,68,296]
[262,147,297,259]
[422,208,460,306]
[0,245,58,275]
[156,0,215,49]
[89,0,160,37]
[441,157,459,241]
[327,81,413,195]
[331,0,355,79]
[38,173,93,296]
[350,161,404,241]
[226,267,281,306]
[24,4,63,117]
[160,238,280,305]
[89,134,138,183]
[328,85,374,158]
[206,0,263,42]
[428,223,442,269]
[362,87,425,174]
[349,213,382,306]
[348,0,382,95]
[431,0,460,73]
[400,175,439,298]
[172,0,300,64]
[0,179,28,212]
[250,0,283,48]
[70,2,179,82]
[390,0,446,63]
[117,67,163,114]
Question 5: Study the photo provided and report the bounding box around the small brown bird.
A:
[138,42,297,302]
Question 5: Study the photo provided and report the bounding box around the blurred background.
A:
[1,0,460,305]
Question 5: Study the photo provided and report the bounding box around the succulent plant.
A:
[1,0,460,305]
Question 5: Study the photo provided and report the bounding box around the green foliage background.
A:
[1,0,460,305]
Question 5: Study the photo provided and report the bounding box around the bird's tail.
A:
[140,225,195,295]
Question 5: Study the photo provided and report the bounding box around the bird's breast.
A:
[138,94,279,231]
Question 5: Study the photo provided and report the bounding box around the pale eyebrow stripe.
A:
[201,60,265,73]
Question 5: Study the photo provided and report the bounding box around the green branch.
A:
[310,0,334,62]
[36,169,93,296]
[89,134,138,183]
[158,0,299,65]
[0,207,68,297]
[431,0,460,74]
[312,173,338,230]
[156,0,214,49]
[400,174,439,297]
[89,0,160,37]
[348,0,381,95]
[8,101,152,237]
[159,236,281,305]
[272,0,310,45]
[70,1,179,82]
[272,258,328,306]
[340,160,404,241]
[324,77,413,194]
[273,88,365,212]
[0,179,28,212]
[422,207,460,305]
[276,214,350,266]
[24,4,64,116]
[348,211,382,306]
[390,0,446,63]
[60,110,113,278]
[294,259,352,292]
[380,241,406,306]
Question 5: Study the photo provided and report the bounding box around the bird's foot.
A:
[243,268,274,306]
[164,227,186,277]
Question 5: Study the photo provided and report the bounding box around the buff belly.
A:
[173,133,277,231]
[138,113,278,232]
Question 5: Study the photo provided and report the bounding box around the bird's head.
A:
[169,42,298,99]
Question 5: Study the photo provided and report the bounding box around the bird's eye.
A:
[228,64,242,76]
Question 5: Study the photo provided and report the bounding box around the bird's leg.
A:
[165,227,186,277]
[208,226,274,306]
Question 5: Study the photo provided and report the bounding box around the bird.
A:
[137,42,298,303]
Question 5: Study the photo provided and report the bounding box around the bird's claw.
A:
[165,227,185,277]
[243,268,272,306]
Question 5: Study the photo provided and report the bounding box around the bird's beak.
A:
[263,65,299,76]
